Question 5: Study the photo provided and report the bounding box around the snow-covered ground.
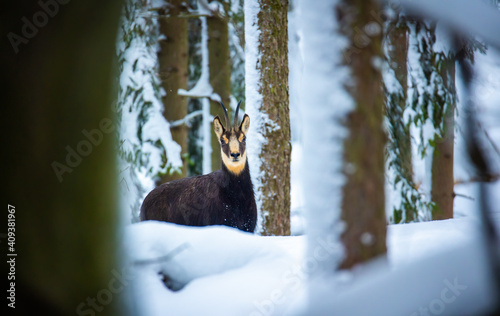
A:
[124,214,498,315]
[125,222,306,315]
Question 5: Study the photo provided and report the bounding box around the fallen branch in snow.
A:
[133,243,190,266]
[169,110,205,128]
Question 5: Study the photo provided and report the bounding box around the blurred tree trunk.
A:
[255,0,291,236]
[407,21,457,221]
[1,1,123,315]
[158,0,189,182]
[431,57,455,220]
[208,1,231,172]
[338,0,387,269]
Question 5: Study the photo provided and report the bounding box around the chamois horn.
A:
[234,100,242,131]
[218,101,230,128]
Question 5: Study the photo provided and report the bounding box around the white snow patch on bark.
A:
[244,0,272,234]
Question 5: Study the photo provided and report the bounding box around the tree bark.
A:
[1,1,122,314]
[158,0,189,182]
[338,0,387,269]
[385,13,415,223]
[257,0,291,236]
[387,15,411,181]
[208,2,231,172]
[431,57,455,220]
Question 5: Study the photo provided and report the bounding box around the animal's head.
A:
[213,101,250,175]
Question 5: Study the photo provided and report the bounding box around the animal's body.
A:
[140,102,257,232]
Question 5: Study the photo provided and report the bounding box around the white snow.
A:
[244,0,268,234]
[382,64,403,96]
[295,0,353,274]
[433,22,454,55]
[288,6,305,236]
[290,143,305,235]
[124,214,498,315]
[125,222,307,316]
[309,222,496,316]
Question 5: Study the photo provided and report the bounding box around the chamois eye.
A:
[220,138,225,145]
[242,136,246,142]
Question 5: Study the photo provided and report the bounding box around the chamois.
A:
[140,101,257,232]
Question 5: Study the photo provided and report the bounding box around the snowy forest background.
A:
[112,0,500,315]
[3,0,500,315]
[117,0,500,231]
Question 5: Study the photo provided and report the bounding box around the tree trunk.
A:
[431,57,455,220]
[208,2,231,172]
[385,13,415,223]
[255,0,291,236]
[158,0,189,182]
[338,0,387,269]
[1,1,122,314]
[387,14,411,182]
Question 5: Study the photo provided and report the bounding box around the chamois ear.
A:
[240,114,250,135]
[213,116,225,139]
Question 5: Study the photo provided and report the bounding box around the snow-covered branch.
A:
[169,110,205,128]
[147,0,225,19]
[177,88,220,102]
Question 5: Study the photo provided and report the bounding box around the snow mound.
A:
[125,222,307,316]
[125,216,498,315]
[387,217,479,265]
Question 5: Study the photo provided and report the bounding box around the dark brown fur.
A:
[140,110,257,232]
